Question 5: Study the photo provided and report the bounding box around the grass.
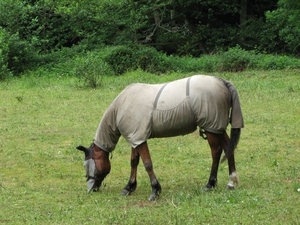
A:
[0,69,300,224]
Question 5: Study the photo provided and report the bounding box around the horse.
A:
[76,75,244,201]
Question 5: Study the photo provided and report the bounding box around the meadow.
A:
[0,69,299,224]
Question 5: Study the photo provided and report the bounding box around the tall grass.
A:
[0,70,299,224]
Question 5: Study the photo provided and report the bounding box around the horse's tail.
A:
[221,79,244,162]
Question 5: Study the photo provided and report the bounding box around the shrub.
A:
[0,62,12,80]
[0,29,11,79]
[102,45,173,75]
[72,51,114,88]
[255,54,300,70]
[102,45,137,75]
[135,46,162,73]
[170,55,221,73]
[219,46,256,72]
[198,55,221,72]
[7,34,38,74]
[0,28,38,77]
[136,46,176,74]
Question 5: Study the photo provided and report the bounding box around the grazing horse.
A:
[76,75,244,201]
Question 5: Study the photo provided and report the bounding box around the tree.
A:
[266,0,300,55]
[1,0,298,67]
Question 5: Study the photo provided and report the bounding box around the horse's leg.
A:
[221,132,239,189]
[205,131,222,190]
[121,148,140,196]
[136,141,161,201]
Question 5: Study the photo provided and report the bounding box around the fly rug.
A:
[76,75,244,201]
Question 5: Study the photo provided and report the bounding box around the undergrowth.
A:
[2,45,300,88]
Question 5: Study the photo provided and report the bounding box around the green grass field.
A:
[0,70,299,224]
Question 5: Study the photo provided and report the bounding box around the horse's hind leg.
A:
[205,132,222,189]
[221,132,239,189]
[136,141,161,201]
[121,148,140,196]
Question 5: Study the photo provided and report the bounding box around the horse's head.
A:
[76,144,111,192]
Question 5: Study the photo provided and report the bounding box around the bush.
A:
[134,46,172,74]
[72,51,114,88]
[102,45,137,75]
[197,55,221,72]
[7,34,38,74]
[168,55,221,73]
[102,45,173,75]
[0,28,38,77]
[219,46,256,72]
[255,54,300,70]
[0,29,11,79]
[0,62,12,80]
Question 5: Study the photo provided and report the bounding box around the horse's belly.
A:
[150,98,197,138]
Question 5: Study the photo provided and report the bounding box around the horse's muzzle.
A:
[87,175,106,192]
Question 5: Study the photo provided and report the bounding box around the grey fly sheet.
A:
[94,75,244,152]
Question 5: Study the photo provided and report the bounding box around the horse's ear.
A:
[76,145,91,159]
[76,145,88,153]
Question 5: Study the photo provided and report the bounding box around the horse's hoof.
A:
[203,186,214,192]
[227,184,235,190]
[121,189,131,196]
[148,193,159,201]
[204,183,215,192]
[121,182,137,196]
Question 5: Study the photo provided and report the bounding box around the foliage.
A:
[255,54,300,70]
[0,28,11,79]
[265,0,300,55]
[102,46,137,75]
[1,0,299,78]
[216,46,300,72]
[0,0,85,52]
[72,51,113,88]
[0,0,294,60]
[101,45,172,75]
[26,45,300,82]
[0,27,37,78]
[133,46,170,74]
[219,46,256,72]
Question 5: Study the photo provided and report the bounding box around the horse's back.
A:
[145,75,231,137]
[151,77,196,137]
[109,75,231,148]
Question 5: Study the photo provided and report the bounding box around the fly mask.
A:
[77,145,102,192]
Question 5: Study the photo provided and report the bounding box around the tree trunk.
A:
[153,9,161,26]
[240,0,247,25]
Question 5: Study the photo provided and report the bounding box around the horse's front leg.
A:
[221,132,239,189]
[205,131,222,190]
[121,148,140,196]
[136,142,161,201]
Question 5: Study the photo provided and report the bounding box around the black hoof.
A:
[203,186,214,192]
[121,188,131,196]
[148,183,161,201]
[205,178,217,191]
[121,181,137,196]
[227,184,235,190]
[148,192,159,201]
